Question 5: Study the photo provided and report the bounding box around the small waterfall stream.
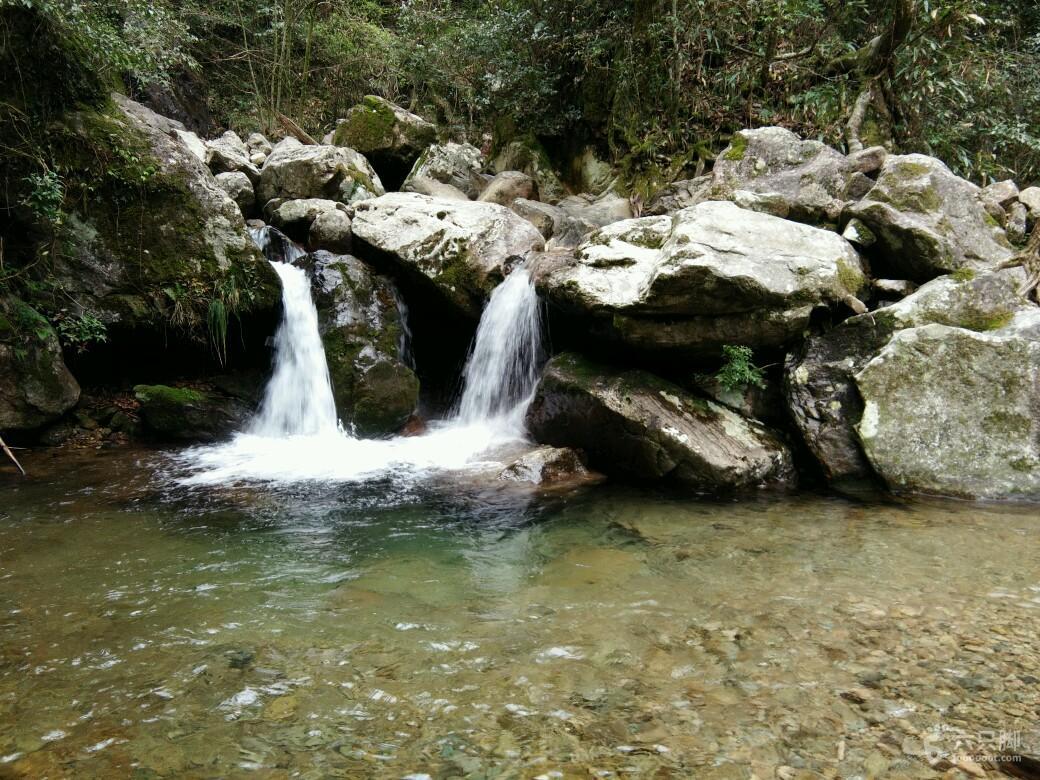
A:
[179,233,544,485]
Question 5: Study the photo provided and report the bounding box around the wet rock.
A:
[855,309,1040,499]
[0,297,80,431]
[350,192,544,318]
[258,144,384,206]
[215,171,255,217]
[477,171,538,207]
[499,446,593,486]
[403,142,485,199]
[333,96,437,190]
[526,353,794,490]
[785,267,1032,482]
[133,384,248,442]
[305,252,418,435]
[846,154,1013,281]
[540,201,867,356]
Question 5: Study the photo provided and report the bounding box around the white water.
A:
[178,248,544,486]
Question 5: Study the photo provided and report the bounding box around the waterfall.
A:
[248,227,339,437]
[455,267,543,430]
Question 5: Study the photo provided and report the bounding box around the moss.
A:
[982,410,1032,437]
[133,384,206,407]
[723,133,748,162]
[959,309,1014,332]
[836,259,866,294]
[334,96,397,152]
[951,267,976,282]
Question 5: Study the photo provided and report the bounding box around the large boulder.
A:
[526,353,794,491]
[645,176,713,216]
[206,130,260,184]
[333,96,437,190]
[846,154,1013,281]
[257,143,384,207]
[556,191,633,228]
[265,198,345,243]
[509,199,596,248]
[0,297,80,431]
[350,193,545,318]
[403,142,485,199]
[215,171,255,217]
[707,127,872,223]
[540,201,867,356]
[492,139,567,203]
[48,96,279,335]
[305,252,419,435]
[477,171,538,206]
[855,310,1040,499]
[785,267,1031,482]
[134,384,248,442]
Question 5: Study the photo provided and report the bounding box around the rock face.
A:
[215,171,255,217]
[333,96,437,190]
[134,384,247,442]
[403,142,485,199]
[51,96,279,333]
[855,310,1040,499]
[0,297,81,430]
[305,252,419,435]
[785,268,1031,482]
[350,193,545,318]
[708,127,872,223]
[526,353,794,490]
[847,154,1013,280]
[258,144,384,207]
[541,201,867,356]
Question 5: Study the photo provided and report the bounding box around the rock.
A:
[206,130,260,185]
[1019,186,1040,216]
[265,198,345,243]
[245,132,272,157]
[308,209,353,254]
[270,136,302,156]
[540,201,867,356]
[499,446,592,486]
[477,171,538,206]
[332,96,437,190]
[305,252,419,435]
[981,179,1019,210]
[872,278,917,299]
[0,297,80,431]
[50,96,279,335]
[258,143,384,206]
[849,146,888,175]
[855,309,1040,499]
[785,267,1031,482]
[401,177,469,201]
[509,199,596,248]
[645,176,713,216]
[842,217,877,247]
[526,353,794,490]
[215,171,255,217]
[492,139,566,203]
[731,189,791,218]
[133,384,247,442]
[350,193,545,318]
[403,142,485,199]
[556,191,632,228]
[570,146,616,194]
[846,154,1013,281]
[173,129,208,162]
[1007,202,1029,245]
[711,127,866,223]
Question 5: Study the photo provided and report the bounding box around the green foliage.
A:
[715,346,766,393]
[53,310,108,353]
[21,170,65,226]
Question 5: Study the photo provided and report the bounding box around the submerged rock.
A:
[305,252,418,436]
[526,353,794,491]
[403,142,485,199]
[785,267,1032,483]
[855,310,1040,499]
[350,193,545,318]
[847,154,1013,280]
[134,384,247,442]
[0,297,80,431]
[541,201,867,356]
[500,446,593,486]
[258,144,384,207]
[333,96,437,190]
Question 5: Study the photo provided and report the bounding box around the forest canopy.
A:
[6,0,1040,186]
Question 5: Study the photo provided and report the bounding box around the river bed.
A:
[1,447,1039,778]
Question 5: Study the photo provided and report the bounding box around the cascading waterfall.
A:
[455,267,543,432]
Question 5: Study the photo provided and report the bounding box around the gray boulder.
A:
[499,446,593,486]
[855,310,1040,499]
[526,353,794,491]
[785,267,1031,482]
[401,177,470,201]
[265,198,345,242]
[1019,186,1040,217]
[645,176,713,216]
[846,154,1013,281]
[477,171,537,206]
[305,252,419,435]
[540,201,867,356]
[491,139,566,203]
[350,193,545,318]
[332,96,437,189]
[215,171,255,217]
[258,144,384,206]
[134,384,248,442]
[206,130,261,184]
[246,132,272,157]
[981,179,1019,210]
[403,142,485,199]
[556,191,632,228]
[509,199,596,248]
[0,297,80,431]
[309,209,353,254]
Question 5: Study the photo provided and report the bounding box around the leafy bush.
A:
[715,345,766,393]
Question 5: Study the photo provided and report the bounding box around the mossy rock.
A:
[333,96,436,191]
[134,384,248,442]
